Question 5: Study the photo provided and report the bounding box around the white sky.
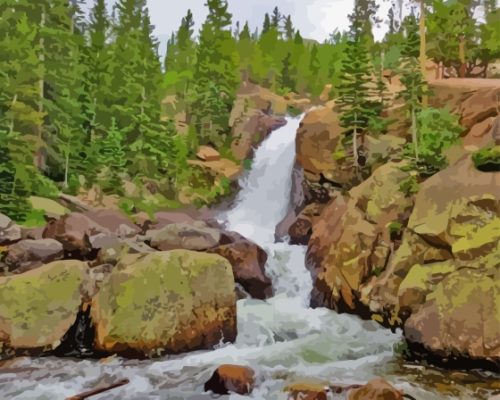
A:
[82,0,394,56]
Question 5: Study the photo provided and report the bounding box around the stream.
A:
[0,115,498,399]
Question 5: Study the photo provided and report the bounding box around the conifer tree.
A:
[262,13,271,35]
[96,118,125,193]
[284,15,294,41]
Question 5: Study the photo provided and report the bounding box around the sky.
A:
[82,0,394,57]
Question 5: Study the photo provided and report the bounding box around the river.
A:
[0,115,497,399]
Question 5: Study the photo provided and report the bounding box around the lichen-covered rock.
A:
[0,260,90,351]
[4,239,64,273]
[204,364,255,395]
[0,213,21,245]
[147,222,221,252]
[404,268,500,362]
[91,250,236,356]
[307,162,413,310]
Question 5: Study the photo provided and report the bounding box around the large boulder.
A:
[404,268,499,364]
[28,196,68,219]
[42,212,106,257]
[0,260,91,351]
[204,364,255,395]
[83,209,140,238]
[208,234,271,299]
[4,239,64,273]
[147,222,221,251]
[307,162,414,311]
[91,250,236,356]
[0,213,21,245]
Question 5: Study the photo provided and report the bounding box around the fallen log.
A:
[65,378,129,400]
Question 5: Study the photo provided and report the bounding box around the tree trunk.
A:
[458,35,466,78]
[63,151,70,190]
[419,0,428,108]
[411,107,419,161]
[353,113,359,168]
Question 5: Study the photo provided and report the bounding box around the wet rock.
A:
[208,237,272,299]
[204,364,255,395]
[0,260,91,352]
[4,239,64,272]
[347,379,403,400]
[91,250,236,356]
[404,268,500,364]
[0,213,21,245]
[147,222,221,252]
[285,382,329,400]
[288,215,313,245]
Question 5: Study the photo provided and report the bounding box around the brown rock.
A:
[348,379,403,400]
[204,364,255,395]
[83,209,140,238]
[5,239,64,272]
[288,215,313,245]
[286,382,329,400]
[208,236,271,299]
[196,145,220,162]
[147,222,221,252]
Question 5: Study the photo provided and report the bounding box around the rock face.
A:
[4,239,64,272]
[0,260,91,350]
[204,364,255,395]
[404,269,499,362]
[208,234,271,299]
[91,250,237,356]
[147,222,221,251]
[0,213,21,245]
[348,379,403,400]
[307,162,414,311]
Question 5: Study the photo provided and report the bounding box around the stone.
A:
[348,379,403,400]
[204,364,255,395]
[91,250,236,356]
[4,239,64,272]
[196,145,221,162]
[0,213,21,245]
[147,222,221,252]
[83,209,140,238]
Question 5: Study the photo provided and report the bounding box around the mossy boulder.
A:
[404,268,500,361]
[0,260,90,351]
[91,250,237,356]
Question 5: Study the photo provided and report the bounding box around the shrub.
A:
[399,175,419,197]
[472,145,500,172]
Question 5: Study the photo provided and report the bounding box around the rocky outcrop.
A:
[4,239,64,273]
[208,233,271,299]
[91,250,237,356]
[0,260,92,351]
[204,364,255,395]
[196,145,220,162]
[0,213,21,245]
[147,222,221,251]
[307,162,414,311]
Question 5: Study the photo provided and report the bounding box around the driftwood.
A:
[65,378,130,400]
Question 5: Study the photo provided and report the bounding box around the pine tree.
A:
[308,44,321,95]
[336,1,375,168]
[96,118,126,193]
[262,13,271,35]
[279,52,296,92]
[192,0,240,147]
[398,15,427,161]
[271,6,281,31]
[283,15,294,41]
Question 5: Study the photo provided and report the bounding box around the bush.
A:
[399,175,419,197]
[405,107,462,175]
[472,145,500,172]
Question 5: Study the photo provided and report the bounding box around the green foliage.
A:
[405,108,463,175]
[472,145,500,172]
[399,175,419,197]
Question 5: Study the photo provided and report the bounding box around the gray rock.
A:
[0,213,21,245]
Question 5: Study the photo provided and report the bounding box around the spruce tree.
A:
[262,13,271,35]
[283,15,294,41]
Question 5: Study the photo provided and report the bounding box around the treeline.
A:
[0,0,498,221]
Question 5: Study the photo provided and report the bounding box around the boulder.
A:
[4,239,64,273]
[204,364,255,395]
[0,260,91,351]
[196,145,220,162]
[91,250,236,356]
[348,379,403,400]
[288,215,313,245]
[285,382,329,400]
[42,213,105,257]
[93,234,155,266]
[28,196,68,219]
[404,268,500,363]
[0,213,21,245]
[152,211,197,229]
[307,163,414,310]
[208,237,272,299]
[83,209,140,238]
[147,222,221,252]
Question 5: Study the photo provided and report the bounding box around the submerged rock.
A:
[204,364,255,395]
[0,260,91,352]
[91,250,236,356]
[347,379,403,400]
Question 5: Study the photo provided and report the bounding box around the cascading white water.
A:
[0,115,491,400]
